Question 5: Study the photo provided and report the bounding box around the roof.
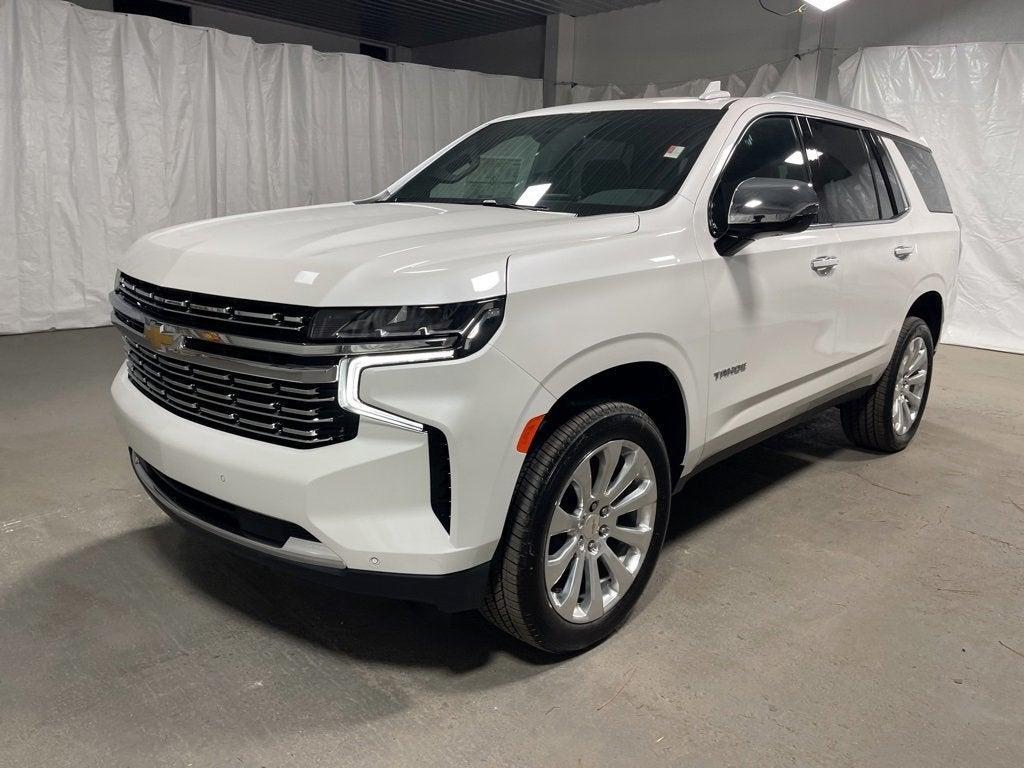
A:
[509,93,918,145]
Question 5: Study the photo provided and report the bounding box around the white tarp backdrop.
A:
[568,55,821,103]
[839,44,1024,354]
[0,0,541,335]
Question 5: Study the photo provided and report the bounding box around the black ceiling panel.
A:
[192,0,659,48]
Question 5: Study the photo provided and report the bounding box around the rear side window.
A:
[895,141,953,213]
[802,118,879,223]
[710,116,810,237]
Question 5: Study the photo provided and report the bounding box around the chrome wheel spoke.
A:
[546,536,579,584]
[905,369,927,386]
[905,388,922,406]
[600,549,635,593]
[610,523,652,551]
[583,552,605,620]
[570,462,593,503]
[592,441,622,499]
[549,507,580,536]
[900,399,912,430]
[907,346,927,374]
[604,451,640,503]
[553,553,585,619]
[610,478,656,516]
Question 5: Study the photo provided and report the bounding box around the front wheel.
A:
[481,402,671,654]
[840,316,935,452]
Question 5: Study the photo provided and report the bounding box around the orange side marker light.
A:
[516,414,546,454]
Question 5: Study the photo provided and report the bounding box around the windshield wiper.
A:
[478,199,550,211]
[373,197,556,211]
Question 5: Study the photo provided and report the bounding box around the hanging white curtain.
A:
[568,57,817,104]
[0,0,541,335]
[838,44,1024,354]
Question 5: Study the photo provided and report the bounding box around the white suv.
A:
[111,93,960,653]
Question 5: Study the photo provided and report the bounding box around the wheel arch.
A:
[907,289,944,344]
[535,359,690,482]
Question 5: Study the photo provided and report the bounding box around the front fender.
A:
[535,333,704,466]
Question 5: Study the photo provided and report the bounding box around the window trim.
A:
[864,131,910,220]
[796,116,913,230]
[861,130,887,219]
[706,112,810,239]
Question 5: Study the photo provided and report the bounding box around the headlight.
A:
[308,298,504,356]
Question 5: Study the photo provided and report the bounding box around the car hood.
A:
[120,202,640,306]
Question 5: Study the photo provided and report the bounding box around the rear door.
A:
[800,118,917,372]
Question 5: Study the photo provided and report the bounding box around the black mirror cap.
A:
[716,177,820,256]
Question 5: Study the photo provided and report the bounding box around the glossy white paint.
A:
[120,201,636,307]
[112,94,960,578]
[496,199,709,476]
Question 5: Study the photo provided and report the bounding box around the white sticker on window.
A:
[664,145,685,159]
[515,182,551,207]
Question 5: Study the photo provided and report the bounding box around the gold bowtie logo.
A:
[143,322,182,352]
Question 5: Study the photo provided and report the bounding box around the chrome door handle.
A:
[894,245,915,260]
[810,255,839,276]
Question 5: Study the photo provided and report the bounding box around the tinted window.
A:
[392,110,723,216]
[868,133,909,217]
[896,141,953,213]
[803,119,880,223]
[867,146,895,219]
[710,116,809,237]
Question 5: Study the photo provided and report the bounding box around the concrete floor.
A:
[1,326,1022,767]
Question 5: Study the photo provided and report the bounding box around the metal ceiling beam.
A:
[193,0,659,48]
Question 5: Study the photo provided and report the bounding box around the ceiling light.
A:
[804,0,851,10]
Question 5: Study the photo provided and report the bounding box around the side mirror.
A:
[717,177,820,256]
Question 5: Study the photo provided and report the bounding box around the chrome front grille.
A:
[117,273,312,341]
[123,336,357,448]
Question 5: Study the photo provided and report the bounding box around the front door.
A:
[694,113,844,457]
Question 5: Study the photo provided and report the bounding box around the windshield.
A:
[388,109,724,216]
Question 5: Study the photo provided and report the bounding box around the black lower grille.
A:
[426,427,452,533]
[123,336,357,447]
[140,457,319,548]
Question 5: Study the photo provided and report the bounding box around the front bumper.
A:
[112,335,553,583]
[132,450,491,611]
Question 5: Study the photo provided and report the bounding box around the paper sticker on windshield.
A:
[664,145,685,159]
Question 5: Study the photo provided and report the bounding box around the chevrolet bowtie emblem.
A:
[143,322,183,352]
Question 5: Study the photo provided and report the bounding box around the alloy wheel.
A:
[543,440,657,623]
[892,335,928,435]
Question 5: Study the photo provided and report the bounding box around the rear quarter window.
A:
[895,141,953,213]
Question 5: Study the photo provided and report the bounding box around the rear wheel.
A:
[481,402,671,654]
[840,316,934,452]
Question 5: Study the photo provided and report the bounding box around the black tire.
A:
[840,316,935,453]
[481,402,671,654]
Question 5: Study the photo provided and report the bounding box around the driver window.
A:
[710,116,809,237]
